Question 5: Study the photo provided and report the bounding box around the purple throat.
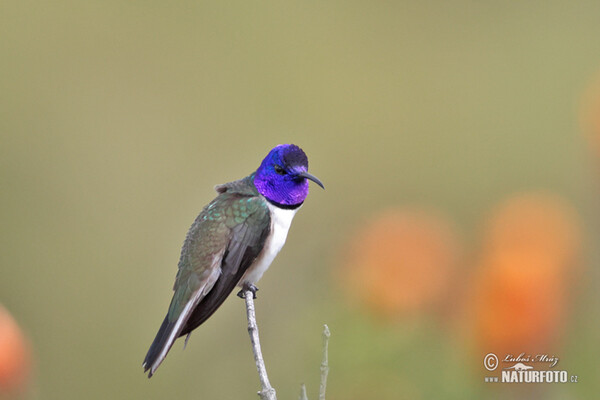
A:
[254,174,309,206]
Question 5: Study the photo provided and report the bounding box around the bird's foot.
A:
[237,284,259,299]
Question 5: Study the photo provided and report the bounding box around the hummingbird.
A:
[143,144,324,377]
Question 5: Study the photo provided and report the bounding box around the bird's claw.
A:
[237,284,259,299]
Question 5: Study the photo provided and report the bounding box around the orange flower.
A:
[470,251,565,355]
[483,193,581,272]
[468,193,582,355]
[337,208,460,318]
[0,305,31,395]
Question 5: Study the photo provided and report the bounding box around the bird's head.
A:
[254,144,324,207]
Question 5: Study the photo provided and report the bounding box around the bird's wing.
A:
[180,196,271,336]
[143,194,270,377]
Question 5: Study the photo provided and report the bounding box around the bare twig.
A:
[319,325,330,400]
[298,383,308,400]
[244,290,277,400]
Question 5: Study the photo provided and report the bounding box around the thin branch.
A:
[298,383,308,400]
[319,324,330,400]
[244,290,277,400]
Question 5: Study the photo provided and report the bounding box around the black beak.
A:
[296,171,325,189]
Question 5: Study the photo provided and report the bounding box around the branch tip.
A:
[244,289,277,400]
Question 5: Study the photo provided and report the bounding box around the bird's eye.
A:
[274,165,286,175]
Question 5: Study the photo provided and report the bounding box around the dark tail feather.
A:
[143,315,177,378]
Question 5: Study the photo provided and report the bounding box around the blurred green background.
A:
[2,1,600,399]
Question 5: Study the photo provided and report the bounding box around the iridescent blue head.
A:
[254,144,324,207]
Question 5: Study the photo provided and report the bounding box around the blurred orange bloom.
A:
[483,193,581,272]
[337,208,460,319]
[471,251,566,355]
[468,193,582,355]
[0,305,31,395]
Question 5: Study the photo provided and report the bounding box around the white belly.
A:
[240,203,299,285]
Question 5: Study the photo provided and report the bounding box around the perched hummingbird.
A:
[143,144,324,377]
